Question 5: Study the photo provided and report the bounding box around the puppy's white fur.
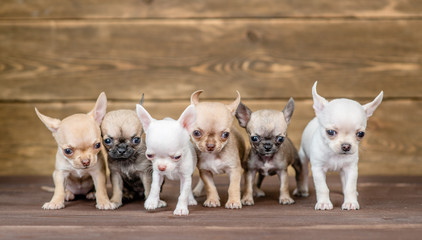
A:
[136,104,197,216]
[35,92,115,210]
[297,82,383,210]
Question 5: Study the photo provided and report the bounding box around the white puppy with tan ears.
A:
[35,92,115,210]
[297,82,383,210]
[136,104,198,216]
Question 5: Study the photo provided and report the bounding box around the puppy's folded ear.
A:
[363,91,383,118]
[178,104,196,133]
[226,90,241,115]
[89,92,107,125]
[190,90,204,105]
[136,104,154,132]
[35,108,61,133]
[235,102,252,128]
[282,97,295,125]
[312,81,328,116]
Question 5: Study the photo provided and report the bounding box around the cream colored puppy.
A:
[35,92,115,210]
[191,90,246,209]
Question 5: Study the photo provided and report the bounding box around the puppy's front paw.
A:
[315,201,333,210]
[203,198,221,208]
[293,188,309,197]
[42,201,65,210]
[173,207,189,216]
[144,198,159,210]
[253,189,265,198]
[96,200,117,210]
[342,201,360,210]
[225,199,242,209]
[188,198,197,206]
[279,196,295,205]
[158,200,167,208]
[241,196,254,206]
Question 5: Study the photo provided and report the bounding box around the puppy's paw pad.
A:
[96,201,116,210]
[173,207,189,216]
[158,200,167,208]
[225,200,242,209]
[86,192,96,200]
[65,191,75,201]
[293,188,309,197]
[42,201,65,210]
[241,198,254,206]
[315,201,333,210]
[253,189,265,198]
[203,199,221,208]
[188,198,197,206]
[342,202,360,210]
[279,197,295,205]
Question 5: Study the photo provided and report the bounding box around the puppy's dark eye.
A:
[104,138,112,145]
[221,131,230,139]
[276,136,285,143]
[192,130,202,138]
[251,136,260,142]
[146,153,155,160]
[172,155,181,161]
[356,131,365,138]
[94,142,101,149]
[63,148,73,156]
[132,137,141,144]
[326,130,337,137]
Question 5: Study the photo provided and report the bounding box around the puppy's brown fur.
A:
[101,109,152,208]
[236,98,304,205]
[190,90,246,209]
[35,92,115,210]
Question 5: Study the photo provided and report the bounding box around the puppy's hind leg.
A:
[192,178,205,197]
[254,173,266,197]
[293,149,309,197]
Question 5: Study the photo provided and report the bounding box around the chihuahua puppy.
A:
[35,92,115,210]
[298,82,383,210]
[136,104,197,216]
[236,98,304,206]
[101,109,152,208]
[190,90,246,209]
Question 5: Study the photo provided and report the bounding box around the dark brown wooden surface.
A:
[0,175,421,239]
[1,0,422,19]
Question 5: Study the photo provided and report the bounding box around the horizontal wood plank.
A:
[1,0,422,19]
[0,99,420,176]
[0,20,421,101]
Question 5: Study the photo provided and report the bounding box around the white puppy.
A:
[297,82,383,210]
[136,104,198,216]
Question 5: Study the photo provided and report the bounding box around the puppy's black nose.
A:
[264,144,272,152]
[342,144,352,152]
[206,144,215,152]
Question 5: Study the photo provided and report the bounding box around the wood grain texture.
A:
[0,20,421,101]
[1,0,422,19]
[0,100,419,176]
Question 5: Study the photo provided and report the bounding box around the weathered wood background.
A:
[0,0,421,176]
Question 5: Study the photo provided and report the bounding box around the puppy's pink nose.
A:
[81,159,90,167]
[158,164,166,171]
[206,144,215,151]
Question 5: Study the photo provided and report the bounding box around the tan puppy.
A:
[101,109,152,208]
[190,90,246,209]
[35,92,115,210]
[235,98,304,206]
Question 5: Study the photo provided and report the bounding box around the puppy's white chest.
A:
[199,154,226,174]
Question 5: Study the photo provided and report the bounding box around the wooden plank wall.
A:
[0,0,421,176]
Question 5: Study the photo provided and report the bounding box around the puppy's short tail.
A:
[41,186,55,192]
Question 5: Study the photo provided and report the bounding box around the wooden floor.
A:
[0,175,421,239]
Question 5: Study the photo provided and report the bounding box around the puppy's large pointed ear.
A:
[363,91,383,118]
[235,102,252,128]
[190,90,204,105]
[35,108,61,133]
[226,91,241,115]
[312,81,328,116]
[178,104,196,133]
[136,104,154,132]
[89,92,107,126]
[282,97,295,125]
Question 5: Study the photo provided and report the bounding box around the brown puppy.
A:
[190,90,246,209]
[101,109,152,209]
[236,98,304,205]
[35,92,115,210]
